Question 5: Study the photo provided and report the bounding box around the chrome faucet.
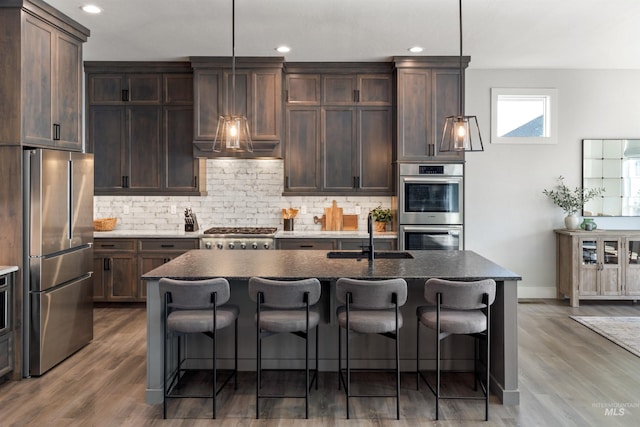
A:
[367,211,375,261]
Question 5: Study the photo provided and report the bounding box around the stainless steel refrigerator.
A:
[23,148,94,376]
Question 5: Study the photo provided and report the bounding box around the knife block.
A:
[184,213,199,232]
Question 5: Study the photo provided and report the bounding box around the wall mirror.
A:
[583,139,640,216]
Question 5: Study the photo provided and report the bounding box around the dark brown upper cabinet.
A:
[86,62,205,196]
[191,57,284,158]
[394,56,468,161]
[88,74,162,105]
[0,1,89,151]
[284,64,394,196]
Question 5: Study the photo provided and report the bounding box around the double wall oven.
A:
[398,163,464,250]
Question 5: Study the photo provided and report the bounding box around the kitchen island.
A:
[142,249,521,406]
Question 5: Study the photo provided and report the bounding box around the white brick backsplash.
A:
[94,159,393,231]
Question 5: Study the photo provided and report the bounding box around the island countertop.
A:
[142,249,521,282]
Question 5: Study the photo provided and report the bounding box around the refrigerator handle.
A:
[68,159,73,240]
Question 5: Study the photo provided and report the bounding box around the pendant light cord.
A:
[231,0,236,115]
[458,0,463,117]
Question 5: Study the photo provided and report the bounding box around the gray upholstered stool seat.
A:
[416,306,486,335]
[248,277,322,419]
[159,277,238,420]
[336,277,408,420]
[416,278,496,421]
[168,306,239,333]
[337,306,403,334]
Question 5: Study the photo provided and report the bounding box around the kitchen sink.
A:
[326,251,414,259]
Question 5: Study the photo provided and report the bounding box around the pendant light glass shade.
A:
[439,0,484,153]
[441,115,484,152]
[213,115,253,152]
[212,0,253,153]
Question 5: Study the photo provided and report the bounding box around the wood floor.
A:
[1,300,639,426]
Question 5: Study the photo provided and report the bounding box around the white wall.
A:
[465,69,640,298]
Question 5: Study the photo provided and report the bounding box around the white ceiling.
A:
[47,0,640,69]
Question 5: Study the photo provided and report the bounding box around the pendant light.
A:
[440,0,483,152]
[213,0,253,153]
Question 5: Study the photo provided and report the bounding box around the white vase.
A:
[564,214,580,230]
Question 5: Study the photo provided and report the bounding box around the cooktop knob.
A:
[263,242,270,249]
[216,242,223,249]
[228,242,235,249]
[205,241,213,249]
[240,242,247,249]
[252,242,258,249]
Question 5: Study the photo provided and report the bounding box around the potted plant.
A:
[543,176,603,229]
[371,206,392,232]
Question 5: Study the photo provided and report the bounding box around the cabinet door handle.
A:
[104,258,111,271]
[194,176,198,188]
[122,89,129,102]
[52,124,61,140]
[286,175,290,189]
[356,176,360,189]
[353,176,357,188]
[354,89,360,103]
[285,89,289,102]
[124,176,129,188]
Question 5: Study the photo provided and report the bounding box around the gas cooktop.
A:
[202,227,277,235]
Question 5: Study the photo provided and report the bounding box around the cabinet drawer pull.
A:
[300,245,314,248]
[122,89,129,102]
[100,244,115,248]
[161,244,175,248]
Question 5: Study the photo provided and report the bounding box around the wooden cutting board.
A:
[342,215,358,230]
[324,200,343,231]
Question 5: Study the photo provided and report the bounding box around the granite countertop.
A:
[0,266,19,275]
[94,230,202,238]
[275,230,397,239]
[94,229,397,239]
[142,249,521,282]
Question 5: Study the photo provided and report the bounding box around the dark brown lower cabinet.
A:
[94,237,199,302]
[276,237,396,250]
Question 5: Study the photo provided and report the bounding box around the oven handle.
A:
[402,226,461,234]
[401,177,462,183]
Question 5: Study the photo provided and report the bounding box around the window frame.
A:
[490,88,558,145]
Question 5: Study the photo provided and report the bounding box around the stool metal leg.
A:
[338,326,342,391]
[416,317,420,390]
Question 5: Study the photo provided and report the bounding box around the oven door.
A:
[399,176,463,224]
[399,225,463,251]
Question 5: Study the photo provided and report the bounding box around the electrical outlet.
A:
[301,205,307,214]
[170,205,177,214]
[123,205,130,215]
[355,205,361,215]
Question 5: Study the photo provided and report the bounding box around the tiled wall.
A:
[94,159,394,232]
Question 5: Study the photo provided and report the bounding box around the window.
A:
[491,88,558,145]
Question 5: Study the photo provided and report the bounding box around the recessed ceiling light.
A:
[81,4,102,14]
[276,46,291,53]
[408,46,423,53]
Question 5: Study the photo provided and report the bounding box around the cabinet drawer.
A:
[139,239,199,252]
[0,332,13,377]
[277,239,335,250]
[94,239,136,252]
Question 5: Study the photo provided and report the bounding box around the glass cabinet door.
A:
[581,240,597,265]
[626,239,640,295]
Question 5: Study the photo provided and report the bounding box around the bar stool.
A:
[335,277,408,420]
[159,277,238,419]
[248,277,322,419]
[416,278,496,421]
